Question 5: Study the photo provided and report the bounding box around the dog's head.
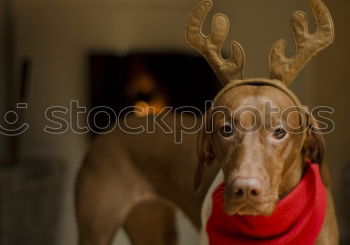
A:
[186,0,334,216]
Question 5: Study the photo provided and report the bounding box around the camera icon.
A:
[0,103,30,136]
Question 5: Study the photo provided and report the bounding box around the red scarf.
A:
[206,162,327,245]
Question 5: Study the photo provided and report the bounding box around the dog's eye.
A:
[273,128,287,140]
[220,125,234,138]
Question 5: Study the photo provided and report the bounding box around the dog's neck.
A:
[278,153,305,198]
[204,162,327,245]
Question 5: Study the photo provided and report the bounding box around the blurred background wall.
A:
[0,0,6,159]
[312,0,350,242]
[1,0,349,244]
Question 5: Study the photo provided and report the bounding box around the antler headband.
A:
[185,0,334,86]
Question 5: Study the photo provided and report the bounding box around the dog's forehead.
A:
[214,85,296,110]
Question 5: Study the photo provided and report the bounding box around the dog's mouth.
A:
[224,197,277,216]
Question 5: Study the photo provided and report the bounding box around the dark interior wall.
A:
[0,0,6,158]
[312,0,350,239]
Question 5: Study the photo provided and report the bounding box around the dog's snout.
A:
[232,178,262,199]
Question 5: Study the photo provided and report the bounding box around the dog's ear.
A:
[194,126,215,192]
[303,115,331,187]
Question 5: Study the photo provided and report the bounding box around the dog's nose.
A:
[232,178,262,199]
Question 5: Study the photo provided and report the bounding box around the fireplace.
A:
[88,52,221,134]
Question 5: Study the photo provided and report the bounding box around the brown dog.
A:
[197,79,338,245]
[75,0,338,244]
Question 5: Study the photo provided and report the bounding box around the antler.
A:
[269,0,334,85]
[185,0,245,85]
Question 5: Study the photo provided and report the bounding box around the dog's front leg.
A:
[199,171,224,245]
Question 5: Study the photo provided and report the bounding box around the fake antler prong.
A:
[269,0,334,85]
[185,0,245,85]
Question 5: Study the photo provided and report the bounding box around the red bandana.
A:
[206,162,327,245]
